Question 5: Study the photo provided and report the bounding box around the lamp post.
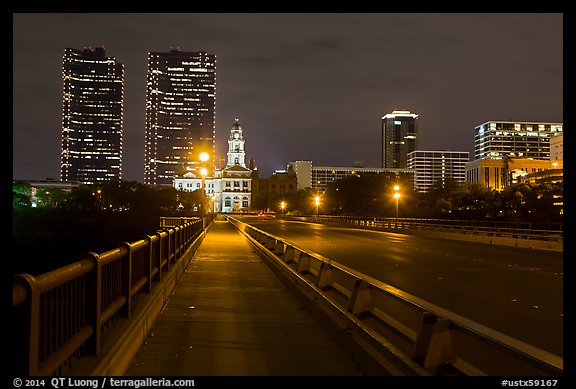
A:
[280,201,286,216]
[393,185,400,228]
[315,196,320,217]
[199,152,209,192]
[200,167,207,191]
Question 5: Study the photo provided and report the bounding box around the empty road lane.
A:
[241,217,563,357]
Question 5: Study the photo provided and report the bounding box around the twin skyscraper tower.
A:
[60,47,216,186]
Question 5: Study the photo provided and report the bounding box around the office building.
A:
[381,109,419,168]
[289,161,414,191]
[254,168,298,197]
[60,47,124,185]
[407,150,469,193]
[465,156,561,191]
[289,161,312,190]
[474,121,562,161]
[550,132,563,162]
[145,49,216,186]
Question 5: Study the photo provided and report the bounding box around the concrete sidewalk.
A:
[125,216,362,376]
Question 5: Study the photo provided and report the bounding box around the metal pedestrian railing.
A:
[11,217,208,376]
[227,216,563,376]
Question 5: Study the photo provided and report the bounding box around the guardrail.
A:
[227,216,562,376]
[11,217,208,376]
[305,215,563,242]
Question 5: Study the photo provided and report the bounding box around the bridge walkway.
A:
[125,216,362,376]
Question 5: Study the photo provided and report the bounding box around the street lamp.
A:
[314,196,320,217]
[280,201,286,216]
[199,152,209,192]
[200,167,208,191]
[393,185,400,227]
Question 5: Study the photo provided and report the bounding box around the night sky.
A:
[12,13,563,182]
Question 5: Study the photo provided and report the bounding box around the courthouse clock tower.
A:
[227,118,246,167]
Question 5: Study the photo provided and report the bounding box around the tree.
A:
[13,181,31,209]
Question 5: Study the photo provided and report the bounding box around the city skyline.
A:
[13,13,563,182]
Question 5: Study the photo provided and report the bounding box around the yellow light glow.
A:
[393,185,400,191]
[394,193,400,199]
[200,168,208,177]
[199,152,209,162]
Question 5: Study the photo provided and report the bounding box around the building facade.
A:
[465,156,562,191]
[288,161,312,190]
[474,121,562,161]
[60,47,124,185]
[550,132,563,162]
[254,168,298,197]
[381,109,419,168]
[174,119,253,213]
[407,150,469,193]
[289,161,415,191]
[144,49,216,186]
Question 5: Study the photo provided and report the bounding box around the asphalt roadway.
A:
[241,216,563,357]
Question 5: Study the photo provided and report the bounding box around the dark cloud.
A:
[13,13,563,181]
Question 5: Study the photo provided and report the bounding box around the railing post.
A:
[82,252,102,355]
[120,243,133,318]
[284,246,295,264]
[12,273,40,375]
[411,312,436,365]
[174,226,181,261]
[347,280,373,317]
[153,232,163,280]
[274,240,285,256]
[316,262,333,291]
[297,254,311,274]
[168,228,175,264]
[162,231,170,272]
[144,236,153,293]
[423,318,457,374]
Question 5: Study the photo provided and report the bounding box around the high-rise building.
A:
[381,110,418,168]
[60,47,124,185]
[145,49,216,186]
[474,121,562,160]
[407,150,469,193]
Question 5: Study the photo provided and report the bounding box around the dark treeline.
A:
[258,175,563,224]
[323,175,563,223]
[12,180,210,276]
[13,176,562,276]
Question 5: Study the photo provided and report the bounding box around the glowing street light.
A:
[393,186,400,227]
[280,201,286,215]
[199,152,209,192]
[314,196,320,217]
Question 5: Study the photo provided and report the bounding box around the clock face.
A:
[234,133,239,139]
